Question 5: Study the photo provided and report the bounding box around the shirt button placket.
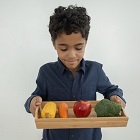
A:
[73,95,75,99]
[71,134,74,139]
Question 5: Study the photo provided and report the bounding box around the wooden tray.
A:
[35,100,128,129]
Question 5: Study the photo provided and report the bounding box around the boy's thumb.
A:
[115,96,120,103]
[36,97,42,105]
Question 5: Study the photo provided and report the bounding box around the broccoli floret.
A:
[94,99,122,117]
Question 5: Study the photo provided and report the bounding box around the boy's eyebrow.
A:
[58,43,68,46]
[58,43,84,47]
[74,43,84,46]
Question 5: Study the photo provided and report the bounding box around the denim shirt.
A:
[24,58,125,140]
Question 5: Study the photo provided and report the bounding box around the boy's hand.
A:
[110,95,126,109]
[30,96,42,117]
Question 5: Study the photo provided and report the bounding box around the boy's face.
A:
[53,32,87,72]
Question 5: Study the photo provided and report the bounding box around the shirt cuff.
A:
[24,95,38,113]
[108,89,126,104]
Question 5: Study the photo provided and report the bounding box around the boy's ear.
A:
[51,39,56,50]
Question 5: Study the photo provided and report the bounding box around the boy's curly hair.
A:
[49,5,91,41]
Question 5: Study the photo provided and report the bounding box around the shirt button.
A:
[68,74,72,78]
[71,135,74,138]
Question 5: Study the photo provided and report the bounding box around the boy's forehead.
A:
[54,32,86,46]
[56,32,83,40]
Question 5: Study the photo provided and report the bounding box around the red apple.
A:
[73,100,92,117]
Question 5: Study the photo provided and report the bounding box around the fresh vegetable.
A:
[73,100,92,117]
[94,99,122,117]
[58,102,68,118]
[41,102,56,118]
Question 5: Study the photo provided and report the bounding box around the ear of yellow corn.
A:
[41,102,56,118]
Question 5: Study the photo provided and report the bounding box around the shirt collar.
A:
[57,58,66,74]
[79,58,85,74]
[57,58,85,74]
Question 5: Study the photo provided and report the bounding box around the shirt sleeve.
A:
[97,64,126,103]
[24,95,38,113]
[24,66,48,113]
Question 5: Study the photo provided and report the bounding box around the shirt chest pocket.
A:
[47,87,70,101]
[81,85,97,100]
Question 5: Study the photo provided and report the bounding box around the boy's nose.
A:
[68,50,76,58]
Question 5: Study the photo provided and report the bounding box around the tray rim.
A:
[35,100,129,129]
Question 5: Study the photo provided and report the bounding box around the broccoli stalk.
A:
[95,99,122,117]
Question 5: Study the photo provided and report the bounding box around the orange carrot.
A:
[58,102,68,118]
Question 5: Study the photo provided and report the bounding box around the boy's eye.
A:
[76,47,82,50]
[60,49,67,51]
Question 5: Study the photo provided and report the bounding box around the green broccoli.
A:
[94,99,122,117]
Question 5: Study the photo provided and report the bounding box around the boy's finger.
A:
[36,102,42,105]
[35,97,42,105]
[115,96,120,103]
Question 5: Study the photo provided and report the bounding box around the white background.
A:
[0,0,140,139]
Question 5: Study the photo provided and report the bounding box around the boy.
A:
[25,5,126,140]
